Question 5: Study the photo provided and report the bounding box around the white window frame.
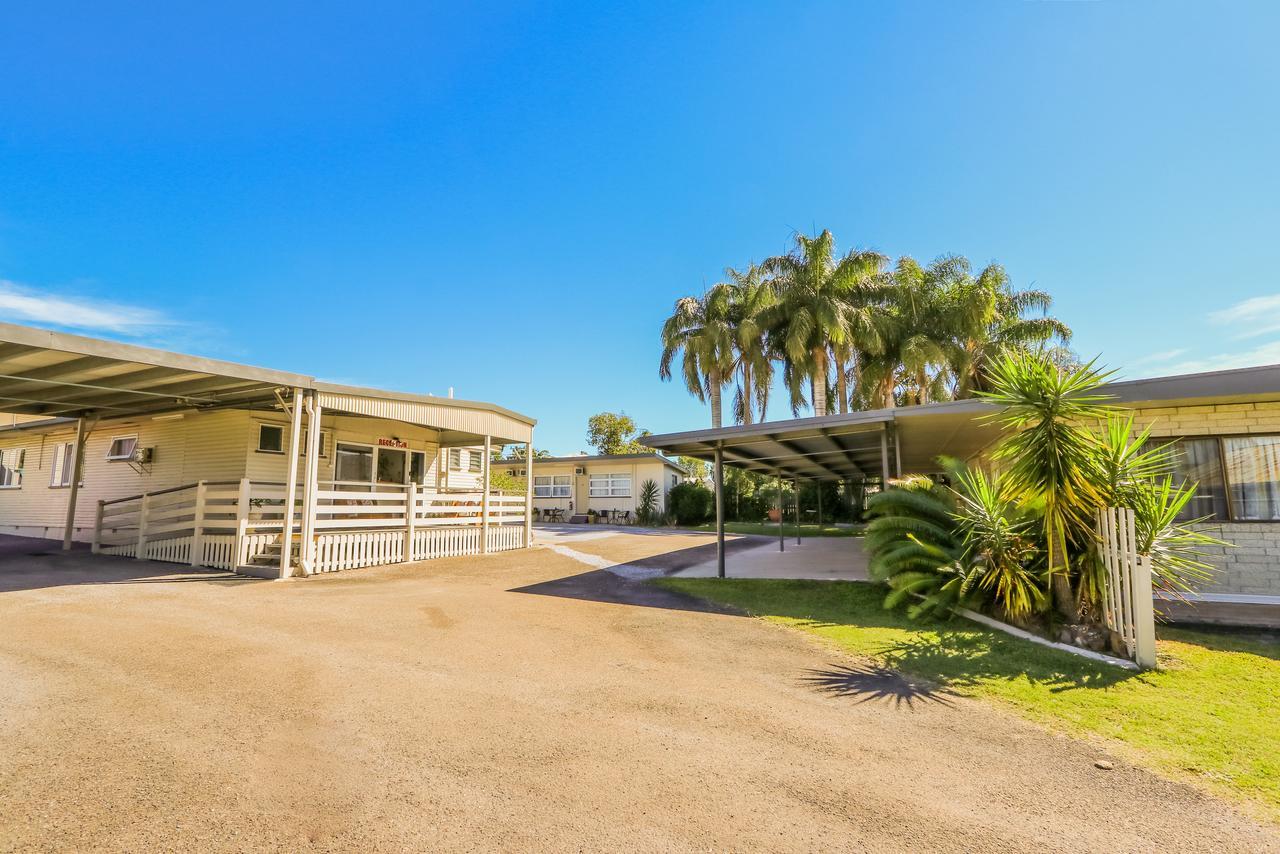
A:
[50,442,77,488]
[589,472,632,498]
[448,448,463,471]
[300,429,330,458]
[105,435,138,461]
[533,475,571,498]
[0,448,24,488]
[334,441,376,486]
[256,424,285,454]
[468,449,483,474]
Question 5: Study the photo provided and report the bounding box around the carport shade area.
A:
[0,321,536,565]
[640,400,1006,577]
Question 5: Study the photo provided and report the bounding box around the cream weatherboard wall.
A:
[0,410,248,540]
[513,457,682,518]
[0,409,488,542]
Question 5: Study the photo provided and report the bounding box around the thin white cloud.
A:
[1209,294,1280,340]
[1130,348,1186,366]
[0,279,171,335]
[1141,340,1280,377]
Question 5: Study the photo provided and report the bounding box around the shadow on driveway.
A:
[509,535,771,614]
[0,534,257,594]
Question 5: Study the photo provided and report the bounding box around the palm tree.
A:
[659,284,736,428]
[855,256,954,408]
[723,264,775,425]
[761,231,886,417]
[949,263,1072,399]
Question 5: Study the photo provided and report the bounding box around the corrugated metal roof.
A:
[640,364,1280,481]
[0,322,536,439]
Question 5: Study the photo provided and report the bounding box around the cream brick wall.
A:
[1129,401,1280,598]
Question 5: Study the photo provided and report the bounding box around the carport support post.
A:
[777,473,784,553]
[279,387,304,579]
[481,435,491,554]
[523,441,534,548]
[880,427,891,489]
[61,416,87,550]
[817,486,822,532]
[794,478,801,544]
[714,444,725,578]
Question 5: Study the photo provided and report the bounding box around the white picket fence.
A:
[94,478,529,577]
[1097,506,1157,669]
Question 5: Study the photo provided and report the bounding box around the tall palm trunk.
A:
[811,347,829,417]
[917,368,928,405]
[835,355,849,415]
[740,362,754,425]
[709,368,723,428]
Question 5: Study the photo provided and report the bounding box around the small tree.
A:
[586,412,649,455]
[678,456,708,480]
[669,482,713,525]
[636,479,660,525]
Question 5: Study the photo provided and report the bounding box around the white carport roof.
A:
[640,399,1002,481]
[0,322,535,444]
[641,362,1280,481]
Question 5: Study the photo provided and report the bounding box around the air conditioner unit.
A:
[132,446,154,464]
[574,466,585,476]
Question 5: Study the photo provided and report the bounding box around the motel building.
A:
[495,453,689,524]
[0,323,535,578]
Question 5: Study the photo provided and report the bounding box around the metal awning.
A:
[0,322,535,443]
[640,399,1004,481]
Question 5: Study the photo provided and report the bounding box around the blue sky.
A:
[2,1,1278,454]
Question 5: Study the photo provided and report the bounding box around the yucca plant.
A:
[979,349,1118,619]
[947,465,1046,624]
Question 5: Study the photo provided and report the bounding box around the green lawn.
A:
[654,577,1280,822]
[678,521,865,537]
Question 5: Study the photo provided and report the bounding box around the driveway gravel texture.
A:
[1,531,1276,852]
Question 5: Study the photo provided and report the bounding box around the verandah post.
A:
[405,481,418,562]
[234,477,251,566]
[91,500,104,554]
[279,387,304,579]
[480,435,492,554]
[62,416,87,550]
[523,440,534,548]
[190,480,207,568]
[135,491,151,561]
[299,396,323,573]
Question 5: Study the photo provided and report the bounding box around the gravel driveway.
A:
[0,532,1275,852]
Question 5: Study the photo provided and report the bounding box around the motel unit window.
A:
[105,436,138,461]
[533,475,571,498]
[409,451,426,485]
[1160,435,1280,522]
[589,473,631,498]
[468,450,483,474]
[448,448,463,470]
[257,424,285,453]
[50,442,77,488]
[0,448,24,488]
[257,424,328,456]
[335,443,374,484]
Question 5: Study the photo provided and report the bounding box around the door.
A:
[575,469,589,513]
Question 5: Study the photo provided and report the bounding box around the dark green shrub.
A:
[669,482,713,525]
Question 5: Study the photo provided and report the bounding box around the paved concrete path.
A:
[0,532,1275,851]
